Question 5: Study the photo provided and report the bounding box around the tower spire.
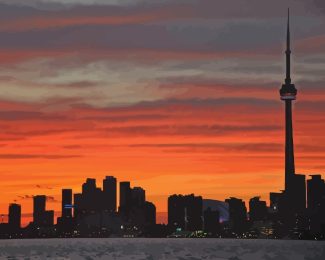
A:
[285,8,291,84]
[287,8,290,51]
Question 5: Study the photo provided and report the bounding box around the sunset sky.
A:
[0,0,325,225]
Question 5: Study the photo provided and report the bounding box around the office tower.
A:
[203,207,220,235]
[103,176,117,212]
[8,203,21,230]
[81,178,103,213]
[307,175,325,234]
[82,178,97,194]
[128,187,146,225]
[291,174,306,213]
[225,197,247,234]
[307,175,325,211]
[270,192,282,211]
[120,182,131,208]
[144,201,156,226]
[132,187,146,207]
[62,189,73,218]
[33,195,55,227]
[249,197,267,221]
[33,195,46,226]
[168,194,203,231]
[119,181,131,219]
[73,193,83,218]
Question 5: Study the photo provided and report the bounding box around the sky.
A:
[0,0,325,225]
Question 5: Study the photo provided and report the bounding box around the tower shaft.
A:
[285,99,295,190]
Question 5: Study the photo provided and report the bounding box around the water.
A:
[0,238,324,259]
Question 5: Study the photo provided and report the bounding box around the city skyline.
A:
[1,1,325,226]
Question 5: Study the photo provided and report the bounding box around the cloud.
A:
[35,184,53,189]
[102,124,281,137]
[46,196,59,203]
[0,110,66,121]
[16,194,58,203]
[17,195,34,200]
[0,154,81,159]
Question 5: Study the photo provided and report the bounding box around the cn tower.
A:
[279,9,297,191]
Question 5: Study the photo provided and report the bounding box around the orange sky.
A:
[1,96,325,225]
[0,0,325,226]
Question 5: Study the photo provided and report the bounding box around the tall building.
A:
[33,195,46,226]
[168,194,203,231]
[82,178,97,194]
[81,178,103,213]
[307,175,325,234]
[225,197,247,234]
[307,175,325,211]
[119,181,131,219]
[33,195,54,227]
[8,203,21,230]
[144,201,156,226]
[203,207,220,235]
[62,189,73,218]
[132,187,146,207]
[249,197,267,222]
[103,176,117,212]
[73,193,83,218]
[270,192,282,212]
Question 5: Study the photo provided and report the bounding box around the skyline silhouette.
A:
[0,2,325,233]
[1,17,325,237]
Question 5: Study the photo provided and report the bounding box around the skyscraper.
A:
[131,187,146,207]
[168,194,203,231]
[119,181,131,219]
[225,197,247,234]
[203,207,220,235]
[249,197,267,222]
[103,176,117,212]
[307,175,325,234]
[279,9,297,191]
[80,178,103,213]
[62,189,73,218]
[307,175,325,211]
[33,195,54,227]
[8,203,21,230]
[33,195,46,226]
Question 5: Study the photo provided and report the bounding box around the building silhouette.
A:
[132,187,146,207]
[269,9,307,233]
[62,189,73,218]
[103,176,117,212]
[33,195,54,227]
[57,189,75,235]
[8,203,21,231]
[225,197,247,234]
[168,194,203,232]
[33,195,45,226]
[307,175,325,234]
[144,201,156,226]
[203,207,220,235]
[249,197,267,222]
[119,181,132,220]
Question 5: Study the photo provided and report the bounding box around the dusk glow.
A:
[0,0,325,226]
